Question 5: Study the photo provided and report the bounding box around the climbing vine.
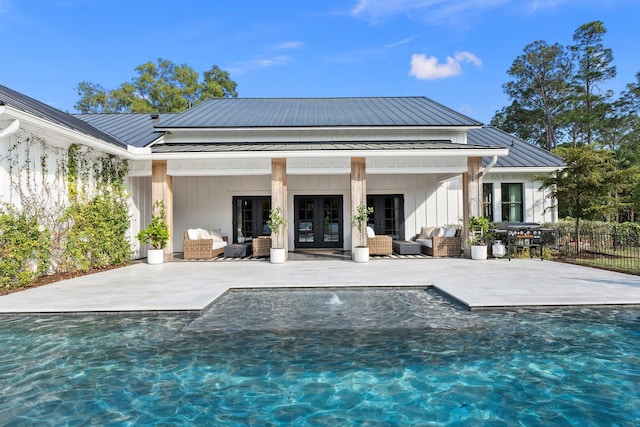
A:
[0,133,132,287]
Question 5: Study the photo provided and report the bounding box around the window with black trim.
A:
[501,183,523,222]
[483,183,494,222]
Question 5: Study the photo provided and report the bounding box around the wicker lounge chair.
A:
[252,236,271,257]
[368,235,393,256]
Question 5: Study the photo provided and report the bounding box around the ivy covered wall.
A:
[0,124,132,288]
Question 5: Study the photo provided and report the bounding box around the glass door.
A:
[294,195,343,248]
[367,194,404,240]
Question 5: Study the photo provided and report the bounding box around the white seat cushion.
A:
[415,238,433,248]
[212,241,228,250]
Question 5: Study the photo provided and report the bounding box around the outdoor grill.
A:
[493,222,549,260]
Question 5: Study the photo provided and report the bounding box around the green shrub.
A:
[63,191,132,271]
[0,206,52,288]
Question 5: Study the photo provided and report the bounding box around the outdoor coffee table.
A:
[392,240,422,255]
[224,242,253,258]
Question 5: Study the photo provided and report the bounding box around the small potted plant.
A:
[467,216,490,260]
[136,200,169,264]
[352,204,374,263]
[267,206,289,264]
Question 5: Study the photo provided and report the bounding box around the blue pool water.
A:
[1,288,639,425]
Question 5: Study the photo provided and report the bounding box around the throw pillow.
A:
[195,228,210,240]
[443,227,457,237]
[432,227,445,237]
[186,229,199,240]
[419,226,435,239]
[208,229,223,242]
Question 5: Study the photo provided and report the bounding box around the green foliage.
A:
[266,206,289,249]
[466,216,490,246]
[63,191,132,271]
[540,145,617,226]
[75,58,238,113]
[352,204,374,247]
[136,201,169,250]
[0,206,52,288]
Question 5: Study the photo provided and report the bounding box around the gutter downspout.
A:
[482,155,498,176]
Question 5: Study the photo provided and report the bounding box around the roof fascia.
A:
[487,166,564,174]
[155,125,483,133]
[4,106,135,159]
[136,147,509,161]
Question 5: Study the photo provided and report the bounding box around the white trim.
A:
[155,125,483,133]
[135,147,509,161]
[487,166,562,174]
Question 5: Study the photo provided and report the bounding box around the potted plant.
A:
[352,204,374,263]
[267,206,289,264]
[136,200,169,264]
[467,215,490,260]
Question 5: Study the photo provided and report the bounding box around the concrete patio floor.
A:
[1,257,640,314]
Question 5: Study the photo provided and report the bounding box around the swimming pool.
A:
[1,288,639,425]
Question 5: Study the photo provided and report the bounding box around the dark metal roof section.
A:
[157,97,483,129]
[76,113,174,148]
[150,140,505,154]
[0,85,127,149]
[468,127,565,169]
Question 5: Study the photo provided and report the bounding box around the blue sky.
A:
[1,0,639,123]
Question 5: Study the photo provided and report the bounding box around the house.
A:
[0,85,564,259]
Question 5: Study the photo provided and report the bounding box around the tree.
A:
[568,21,616,146]
[491,41,572,150]
[539,145,618,234]
[75,59,238,113]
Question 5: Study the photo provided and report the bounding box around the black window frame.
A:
[501,183,524,222]
[232,196,271,243]
[366,194,405,240]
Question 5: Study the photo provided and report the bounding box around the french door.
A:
[232,196,271,243]
[367,194,404,240]
[294,195,343,249]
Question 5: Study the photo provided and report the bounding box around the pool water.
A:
[1,288,639,425]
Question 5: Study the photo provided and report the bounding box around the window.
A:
[501,183,523,222]
[232,196,271,243]
[367,194,404,240]
[483,183,494,222]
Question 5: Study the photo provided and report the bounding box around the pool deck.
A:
[1,257,640,314]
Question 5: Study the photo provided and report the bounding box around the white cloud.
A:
[409,51,482,80]
[229,55,291,75]
[350,0,508,24]
[275,41,305,50]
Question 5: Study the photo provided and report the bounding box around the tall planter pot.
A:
[470,245,487,260]
[353,246,370,263]
[147,249,164,265]
[270,248,286,264]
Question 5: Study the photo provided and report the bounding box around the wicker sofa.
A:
[414,226,461,257]
[183,229,228,260]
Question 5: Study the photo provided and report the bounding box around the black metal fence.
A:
[551,229,640,275]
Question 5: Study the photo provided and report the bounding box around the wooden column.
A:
[462,157,483,256]
[350,157,367,252]
[151,160,173,260]
[271,158,288,255]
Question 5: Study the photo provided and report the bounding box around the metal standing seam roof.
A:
[76,113,175,148]
[468,127,565,169]
[0,85,127,149]
[156,97,484,129]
